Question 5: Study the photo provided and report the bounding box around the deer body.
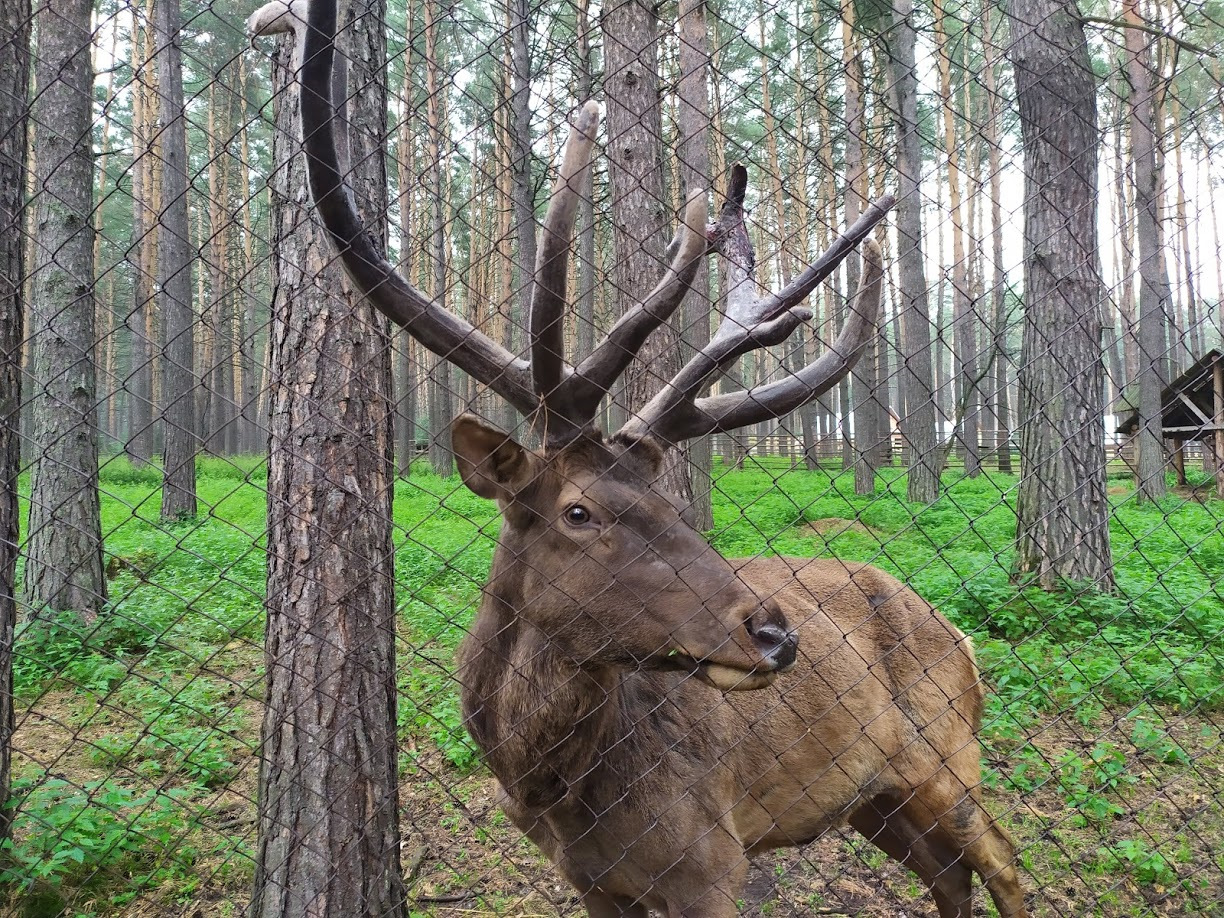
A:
[455,431,1026,918]
[281,4,1030,912]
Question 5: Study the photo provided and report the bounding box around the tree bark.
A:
[24,0,108,616]
[1005,0,1114,590]
[840,0,876,494]
[423,0,453,474]
[1170,99,1200,358]
[1124,0,1170,504]
[575,0,597,366]
[601,0,693,504]
[0,0,29,844]
[395,0,416,472]
[93,23,119,449]
[155,0,196,516]
[677,0,712,528]
[934,0,979,477]
[238,57,262,454]
[887,0,939,502]
[125,5,156,465]
[983,1,1012,475]
[251,2,406,915]
[509,0,535,370]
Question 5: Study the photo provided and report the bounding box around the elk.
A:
[289,2,1029,915]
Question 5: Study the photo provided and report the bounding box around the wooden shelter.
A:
[1116,349,1224,495]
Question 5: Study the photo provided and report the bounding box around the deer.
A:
[283,2,1030,915]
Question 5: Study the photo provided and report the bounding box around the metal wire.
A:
[1,0,1222,915]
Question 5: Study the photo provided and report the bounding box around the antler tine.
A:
[291,0,537,415]
[562,189,710,425]
[620,166,892,444]
[531,102,599,431]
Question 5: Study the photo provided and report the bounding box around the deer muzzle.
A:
[666,599,798,692]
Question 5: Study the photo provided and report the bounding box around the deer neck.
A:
[460,581,626,810]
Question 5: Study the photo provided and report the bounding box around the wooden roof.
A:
[1116,349,1223,439]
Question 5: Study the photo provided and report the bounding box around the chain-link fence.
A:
[2,0,1223,915]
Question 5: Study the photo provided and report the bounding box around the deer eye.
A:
[563,505,591,527]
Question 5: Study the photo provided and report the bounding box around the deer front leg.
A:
[662,839,749,918]
[581,889,648,918]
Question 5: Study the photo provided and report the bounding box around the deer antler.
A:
[530,101,599,435]
[618,165,891,445]
[560,192,710,425]
[290,0,537,416]
[286,0,890,447]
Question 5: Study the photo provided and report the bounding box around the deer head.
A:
[293,0,891,690]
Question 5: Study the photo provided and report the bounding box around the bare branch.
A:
[1078,13,1213,56]
[531,102,599,427]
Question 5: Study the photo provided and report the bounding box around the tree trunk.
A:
[494,64,518,435]
[1113,110,1140,389]
[0,0,29,844]
[125,6,156,465]
[156,0,197,518]
[887,0,939,502]
[251,2,406,914]
[1124,0,1170,504]
[575,0,597,367]
[934,0,979,477]
[203,82,226,455]
[424,0,453,475]
[1170,99,1201,358]
[395,0,416,472]
[509,0,535,375]
[677,0,712,528]
[983,1,1012,474]
[24,0,108,617]
[93,24,119,449]
[238,57,262,454]
[601,0,693,504]
[1005,0,1114,590]
[840,0,876,494]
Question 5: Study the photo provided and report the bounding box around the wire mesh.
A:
[1,0,1223,915]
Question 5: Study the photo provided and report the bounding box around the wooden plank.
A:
[1160,425,1224,434]
[1175,390,1212,424]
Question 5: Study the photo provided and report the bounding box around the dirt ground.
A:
[9,682,1223,918]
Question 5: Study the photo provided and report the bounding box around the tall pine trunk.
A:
[601,0,694,505]
[24,0,108,616]
[251,2,406,914]
[677,0,712,528]
[395,0,416,472]
[1005,0,1114,590]
[1124,0,1170,503]
[887,0,939,502]
[423,0,453,474]
[125,6,156,465]
[156,0,197,518]
[841,0,877,494]
[574,0,597,367]
[983,1,1012,474]
[934,0,979,476]
[0,0,30,844]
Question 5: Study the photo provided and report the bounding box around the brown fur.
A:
[454,420,1028,918]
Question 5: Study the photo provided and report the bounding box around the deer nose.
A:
[750,621,798,671]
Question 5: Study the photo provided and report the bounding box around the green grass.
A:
[5,454,1224,915]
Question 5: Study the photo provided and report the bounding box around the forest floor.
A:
[4,456,1224,917]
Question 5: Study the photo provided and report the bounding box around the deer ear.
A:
[616,434,666,481]
[452,415,536,502]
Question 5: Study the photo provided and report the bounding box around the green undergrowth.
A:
[6,455,1223,913]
